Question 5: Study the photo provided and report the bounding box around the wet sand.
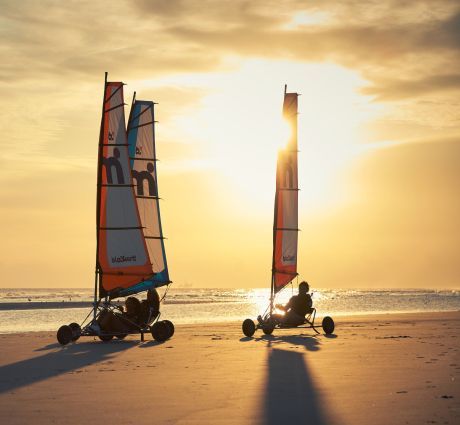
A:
[0,312,459,424]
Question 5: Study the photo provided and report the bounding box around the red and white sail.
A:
[272,91,299,293]
[97,81,153,293]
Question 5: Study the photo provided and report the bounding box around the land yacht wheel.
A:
[98,334,114,342]
[262,323,275,335]
[57,325,73,345]
[322,316,335,335]
[151,321,169,342]
[69,322,81,341]
[242,319,256,337]
[162,320,175,339]
[115,334,127,340]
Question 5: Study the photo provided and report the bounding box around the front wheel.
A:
[57,325,73,345]
[69,322,81,341]
[162,320,175,339]
[151,321,170,342]
[322,316,335,335]
[242,319,256,337]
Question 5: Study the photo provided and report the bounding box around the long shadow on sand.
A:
[0,340,135,394]
[257,333,322,351]
[263,348,330,425]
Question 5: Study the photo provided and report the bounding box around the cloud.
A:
[1,1,458,86]
[361,73,460,100]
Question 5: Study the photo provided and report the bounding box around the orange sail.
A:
[272,91,299,293]
[96,80,154,294]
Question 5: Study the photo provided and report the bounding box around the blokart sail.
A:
[241,85,335,337]
[272,90,299,294]
[56,73,174,345]
[97,80,154,297]
[119,96,171,297]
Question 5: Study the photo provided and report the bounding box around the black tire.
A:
[242,319,256,337]
[57,325,73,345]
[322,316,335,334]
[115,334,127,340]
[262,323,275,335]
[162,320,175,339]
[98,334,114,342]
[151,321,170,342]
[69,322,81,341]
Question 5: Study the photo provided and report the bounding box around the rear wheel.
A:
[242,319,256,337]
[162,320,175,339]
[98,334,114,342]
[69,322,81,341]
[57,325,73,345]
[151,321,170,342]
[322,316,335,335]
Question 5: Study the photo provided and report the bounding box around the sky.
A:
[0,0,459,289]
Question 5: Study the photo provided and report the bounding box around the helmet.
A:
[299,281,309,293]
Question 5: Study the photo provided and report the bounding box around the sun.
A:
[136,59,384,216]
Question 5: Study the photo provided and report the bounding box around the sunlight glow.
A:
[136,59,386,216]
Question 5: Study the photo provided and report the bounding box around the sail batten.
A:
[272,90,299,294]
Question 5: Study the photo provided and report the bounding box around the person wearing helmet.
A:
[138,288,160,326]
[273,281,313,326]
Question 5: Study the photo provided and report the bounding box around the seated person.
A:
[138,288,160,326]
[273,281,313,326]
[119,296,143,329]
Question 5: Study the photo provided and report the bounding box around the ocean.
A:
[0,287,458,334]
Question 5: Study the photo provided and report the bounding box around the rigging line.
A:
[104,83,123,104]
[274,227,299,231]
[160,282,172,303]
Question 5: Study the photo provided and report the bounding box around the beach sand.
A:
[0,311,459,424]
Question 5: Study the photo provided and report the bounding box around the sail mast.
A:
[94,72,108,316]
[270,84,288,313]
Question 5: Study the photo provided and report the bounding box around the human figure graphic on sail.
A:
[272,281,313,326]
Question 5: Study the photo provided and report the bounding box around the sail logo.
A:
[283,255,295,262]
[132,163,157,196]
[108,131,114,141]
[111,255,137,264]
[102,148,125,184]
[136,146,142,155]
